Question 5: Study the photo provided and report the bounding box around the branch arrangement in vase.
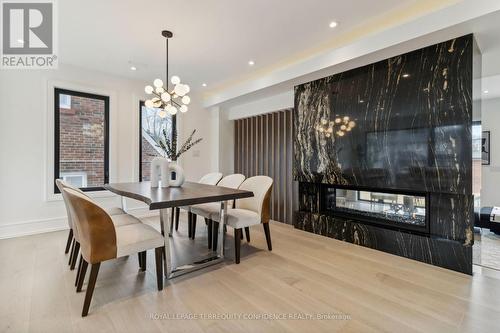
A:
[156,128,202,161]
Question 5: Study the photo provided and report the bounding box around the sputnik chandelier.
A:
[144,30,190,117]
[316,116,356,138]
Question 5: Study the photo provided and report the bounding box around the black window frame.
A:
[54,88,110,194]
[139,100,175,181]
[139,100,145,181]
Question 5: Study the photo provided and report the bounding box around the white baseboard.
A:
[0,217,69,240]
[0,206,160,240]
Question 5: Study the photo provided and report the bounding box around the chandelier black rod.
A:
[166,37,169,91]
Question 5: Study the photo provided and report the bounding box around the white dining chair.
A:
[62,187,164,317]
[198,172,224,184]
[208,176,273,263]
[173,172,223,237]
[190,174,246,247]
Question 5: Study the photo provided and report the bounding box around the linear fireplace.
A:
[320,186,429,235]
[293,35,477,274]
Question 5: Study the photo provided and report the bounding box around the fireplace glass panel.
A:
[324,188,426,228]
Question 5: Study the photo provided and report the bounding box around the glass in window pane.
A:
[58,92,106,188]
[61,173,87,188]
[472,123,482,160]
[141,104,172,181]
[472,123,481,200]
[59,94,71,109]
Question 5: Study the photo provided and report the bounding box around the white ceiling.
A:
[59,0,420,94]
[207,1,500,106]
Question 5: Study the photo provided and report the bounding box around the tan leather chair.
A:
[173,172,223,237]
[209,176,273,264]
[62,187,165,317]
[190,174,246,248]
[58,179,148,291]
[55,179,129,270]
[56,179,145,290]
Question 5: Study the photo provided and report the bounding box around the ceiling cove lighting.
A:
[144,30,190,116]
[329,21,338,28]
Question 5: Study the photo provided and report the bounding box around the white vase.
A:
[168,160,185,187]
[150,158,185,187]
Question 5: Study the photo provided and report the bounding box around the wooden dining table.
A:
[104,181,253,279]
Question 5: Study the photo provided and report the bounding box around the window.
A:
[472,122,482,160]
[472,121,481,200]
[54,88,109,193]
[59,94,71,109]
[139,101,174,181]
[60,172,88,188]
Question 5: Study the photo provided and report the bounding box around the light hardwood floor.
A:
[1,213,500,333]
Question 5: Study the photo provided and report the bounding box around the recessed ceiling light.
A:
[329,21,338,28]
[484,90,489,94]
[130,66,137,71]
[402,73,410,78]
[248,60,255,66]
[202,83,207,87]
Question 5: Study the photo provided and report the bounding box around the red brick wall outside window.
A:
[58,94,106,188]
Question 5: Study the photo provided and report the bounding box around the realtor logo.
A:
[1,0,57,69]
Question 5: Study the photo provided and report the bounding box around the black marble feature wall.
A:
[293,35,479,274]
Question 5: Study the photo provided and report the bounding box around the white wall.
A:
[481,97,500,207]
[0,64,213,238]
[207,106,236,175]
[218,108,234,175]
[179,99,215,181]
[227,90,293,120]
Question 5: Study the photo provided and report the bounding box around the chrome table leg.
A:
[160,208,172,278]
[163,201,227,279]
[217,201,227,257]
[121,196,127,212]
